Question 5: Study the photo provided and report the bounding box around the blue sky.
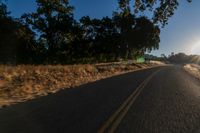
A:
[6,0,200,56]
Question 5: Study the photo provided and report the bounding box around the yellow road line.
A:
[97,69,162,133]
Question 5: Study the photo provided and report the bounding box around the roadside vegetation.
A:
[0,0,160,64]
[0,0,192,64]
[0,62,163,107]
[168,53,200,64]
[184,64,200,80]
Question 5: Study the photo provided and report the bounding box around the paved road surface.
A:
[0,65,200,133]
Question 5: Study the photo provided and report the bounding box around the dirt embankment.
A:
[184,64,200,80]
[0,62,163,107]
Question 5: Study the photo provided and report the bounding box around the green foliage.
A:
[21,0,75,63]
[118,0,131,16]
[1,0,185,64]
[0,2,36,64]
[0,2,9,19]
[113,8,160,58]
[134,0,192,27]
[168,52,200,64]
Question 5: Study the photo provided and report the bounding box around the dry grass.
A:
[184,64,200,80]
[0,62,161,107]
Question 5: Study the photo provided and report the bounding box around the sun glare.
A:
[191,43,200,55]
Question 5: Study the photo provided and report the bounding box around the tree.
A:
[133,0,192,27]
[0,2,36,64]
[79,16,120,61]
[0,1,9,19]
[132,17,160,52]
[21,0,75,63]
[113,1,160,59]
[0,0,194,64]
[168,52,189,63]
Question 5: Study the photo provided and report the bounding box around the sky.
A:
[5,0,200,56]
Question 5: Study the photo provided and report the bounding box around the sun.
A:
[191,43,200,55]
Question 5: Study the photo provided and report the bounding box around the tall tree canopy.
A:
[21,0,75,63]
[0,0,193,64]
[112,0,160,58]
[0,1,9,19]
[0,2,36,63]
[121,0,192,26]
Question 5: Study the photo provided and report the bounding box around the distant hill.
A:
[144,54,161,60]
[168,53,200,64]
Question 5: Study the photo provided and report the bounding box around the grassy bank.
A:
[184,64,200,80]
[0,61,163,107]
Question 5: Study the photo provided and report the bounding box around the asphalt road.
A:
[0,65,200,133]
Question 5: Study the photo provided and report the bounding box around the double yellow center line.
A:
[98,69,162,133]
